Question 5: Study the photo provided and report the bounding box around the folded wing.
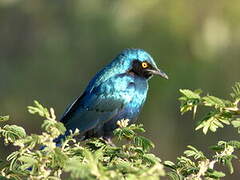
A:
[60,74,135,136]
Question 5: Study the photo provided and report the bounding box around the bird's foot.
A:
[101,137,115,146]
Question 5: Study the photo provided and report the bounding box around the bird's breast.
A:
[116,75,148,120]
[128,77,148,114]
[98,74,149,137]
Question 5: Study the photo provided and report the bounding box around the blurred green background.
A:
[1,0,240,178]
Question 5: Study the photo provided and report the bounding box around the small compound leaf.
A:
[0,116,9,122]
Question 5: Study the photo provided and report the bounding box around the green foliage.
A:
[0,125,26,144]
[164,145,230,179]
[1,82,240,180]
[0,102,165,180]
[179,82,240,134]
[0,116,9,122]
[166,82,240,179]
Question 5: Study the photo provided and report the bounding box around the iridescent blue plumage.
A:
[59,49,168,141]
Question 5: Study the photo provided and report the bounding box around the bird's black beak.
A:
[147,68,168,79]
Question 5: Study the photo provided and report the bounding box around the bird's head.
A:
[114,49,168,80]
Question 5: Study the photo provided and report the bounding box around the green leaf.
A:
[18,156,38,170]
[0,116,9,122]
[167,172,182,180]
[179,89,201,99]
[0,125,26,143]
[226,159,234,174]
[231,119,240,128]
[179,89,202,115]
[206,169,225,178]
[184,146,205,160]
[228,140,240,149]
[164,161,176,169]
[202,120,210,134]
[195,111,231,134]
[142,153,160,164]
[133,136,154,151]
[27,100,50,118]
[114,160,138,173]
[64,157,91,179]
[52,148,68,167]
[203,95,226,108]
[230,82,240,100]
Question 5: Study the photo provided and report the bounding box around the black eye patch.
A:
[130,60,153,79]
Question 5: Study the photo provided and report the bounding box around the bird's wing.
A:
[60,74,135,134]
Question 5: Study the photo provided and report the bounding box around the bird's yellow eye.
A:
[141,62,148,68]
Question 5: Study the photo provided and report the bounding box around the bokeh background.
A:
[1,0,240,179]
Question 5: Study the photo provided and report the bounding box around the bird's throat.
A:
[128,69,152,79]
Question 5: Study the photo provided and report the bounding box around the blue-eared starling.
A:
[59,49,168,142]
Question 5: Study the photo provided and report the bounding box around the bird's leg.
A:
[126,137,132,144]
[102,137,115,146]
